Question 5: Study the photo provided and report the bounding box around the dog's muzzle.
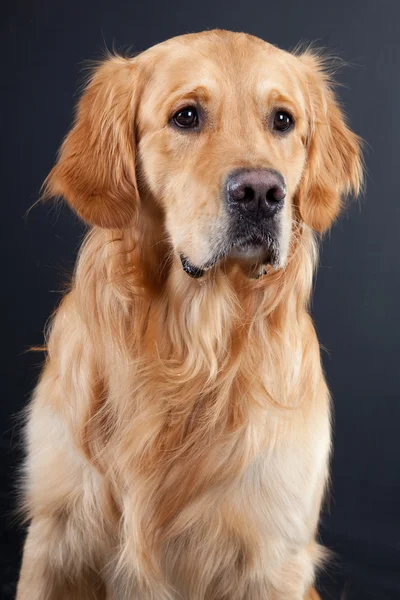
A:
[179,168,285,279]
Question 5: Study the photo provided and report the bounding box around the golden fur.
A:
[17,30,362,600]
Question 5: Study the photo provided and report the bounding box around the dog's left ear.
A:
[44,56,141,229]
[296,52,363,232]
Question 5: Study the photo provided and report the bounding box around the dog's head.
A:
[46,30,362,278]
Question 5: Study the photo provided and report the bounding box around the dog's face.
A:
[46,30,362,278]
[138,34,307,275]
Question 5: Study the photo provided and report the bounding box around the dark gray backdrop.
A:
[2,1,400,598]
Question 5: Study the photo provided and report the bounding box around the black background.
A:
[3,1,400,598]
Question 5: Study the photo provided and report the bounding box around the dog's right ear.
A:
[44,56,141,229]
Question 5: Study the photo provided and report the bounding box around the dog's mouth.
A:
[180,234,279,279]
[180,255,206,279]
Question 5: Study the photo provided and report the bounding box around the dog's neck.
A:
[74,223,317,399]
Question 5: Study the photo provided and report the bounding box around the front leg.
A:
[269,542,323,600]
[17,517,106,600]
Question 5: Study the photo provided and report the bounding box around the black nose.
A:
[226,168,286,218]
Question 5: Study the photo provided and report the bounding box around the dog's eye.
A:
[172,106,199,129]
[272,110,294,133]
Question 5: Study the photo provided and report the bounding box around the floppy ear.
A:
[44,56,140,228]
[296,52,363,232]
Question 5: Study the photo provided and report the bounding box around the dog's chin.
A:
[226,243,272,278]
[180,237,280,280]
[227,242,270,263]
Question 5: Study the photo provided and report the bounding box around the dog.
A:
[17,30,362,599]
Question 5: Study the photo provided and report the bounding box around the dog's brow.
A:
[157,85,213,114]
[264,90,296,109]
[262,88,305,120]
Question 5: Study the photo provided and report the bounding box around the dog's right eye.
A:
[172,106,199,129]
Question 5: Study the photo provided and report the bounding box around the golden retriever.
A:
[17,30,362,600]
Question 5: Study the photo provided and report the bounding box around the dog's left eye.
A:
[172,106,199,129]
[272,110,294,133]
